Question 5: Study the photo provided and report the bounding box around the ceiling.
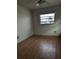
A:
[17,0,61,9]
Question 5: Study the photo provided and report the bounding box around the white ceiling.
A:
[17,0,61,9]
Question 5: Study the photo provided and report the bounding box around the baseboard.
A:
[17,34,33,44]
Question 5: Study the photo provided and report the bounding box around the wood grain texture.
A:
[17,35,61,59]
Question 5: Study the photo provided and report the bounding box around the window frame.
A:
[40,13,55,25]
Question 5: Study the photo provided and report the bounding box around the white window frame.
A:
[40,13,55,24]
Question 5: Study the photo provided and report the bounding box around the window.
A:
[40,13,55,24]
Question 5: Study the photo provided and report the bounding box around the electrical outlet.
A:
[17,36,19,39]
[54,31,56,33]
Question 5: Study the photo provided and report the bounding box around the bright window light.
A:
[40,13,55,24]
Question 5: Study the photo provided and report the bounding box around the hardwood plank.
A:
[17,35,61,59]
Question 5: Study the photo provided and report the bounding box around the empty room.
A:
[17,0,61,59]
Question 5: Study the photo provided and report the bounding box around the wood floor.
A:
[17,35,61,59]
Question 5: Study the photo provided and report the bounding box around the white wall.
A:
[32,5,61,36]
[17,5,33,43]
